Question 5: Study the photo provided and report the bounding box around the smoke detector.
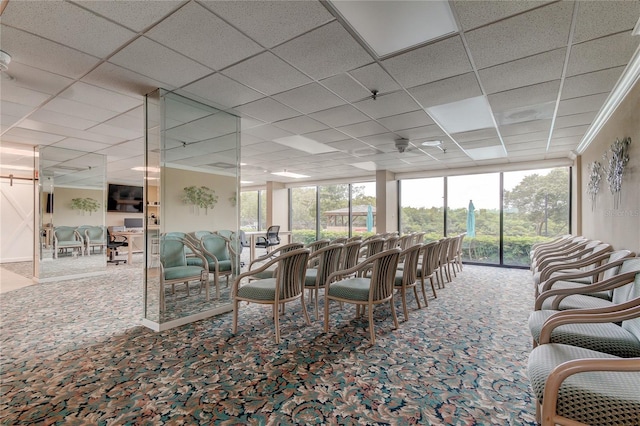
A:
[0,50,11,72]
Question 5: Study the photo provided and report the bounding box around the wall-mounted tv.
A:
[107,184,144,213]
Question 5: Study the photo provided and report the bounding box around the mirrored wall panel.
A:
[144,89,240,329]
[35,146,106,281]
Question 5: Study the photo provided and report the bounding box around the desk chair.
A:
[107,229,128,265]
[255,225,280,254]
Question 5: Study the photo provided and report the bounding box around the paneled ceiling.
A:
[1,0,639,188]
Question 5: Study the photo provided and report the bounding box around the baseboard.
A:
[142,304,233,332]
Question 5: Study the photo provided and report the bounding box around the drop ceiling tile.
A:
[550,136,581,146]
[382,36,472,89]
[273,21,373,80]
[303,128,352,144]
[337,121,388,138]
[29,109,99,131]
[0,26,99,79]
[3,127,66,144]
[561,66,625,100]
[309,105,369,128]
[349,63,400,94]
[43,98,121,122]
[146,2,262,71]
[354,91,421,119]
[479,48,566,94]
[409,72,481,108]
[466,2,573,69]
[235,98,299,123]
[573,1,640,43]
[451,128,499,143]
[273,116,327,135]
[19,119,125,144]
[53,138,112,152]
[82,62,174,98]
[557,93,608,116]
[0,100,32,119]
[503,131,549,145]
[272,83,345,114]
[73,0,184,32]
[2,1,135,58]
[58,82,141,113]
[553,111,597,128]
[109,37,212,88]
[320,73,371,103]
[201,0,334,48]
[97,139,144,158]
[499,119,552,136]
[395,124,446,141]
[552,125,589,138]
[488,80,560,113]
[222,52,311,96]
[242,124,294,141]
[458,138,502,150]
[453,1,551,32]
[181,73,263,109]
[0,83,52,110]
[103,111,143,131]
[378,110,434,132]
[88,123,142,140]
[566,33,639,77]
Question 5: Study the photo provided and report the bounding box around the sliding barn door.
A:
[0,178,34,263]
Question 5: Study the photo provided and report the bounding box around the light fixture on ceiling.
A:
[131,166,161,173]
[633,16,640,36]
[271,170,309,179]
[241,180,254,184]
[421,140,442,147]
[0,50,11,72]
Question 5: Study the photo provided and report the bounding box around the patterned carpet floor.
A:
[0,264,536,425]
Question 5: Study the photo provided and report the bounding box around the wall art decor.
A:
[586,160,602,211]
[70,197,100,215]
[602,137,631,209]
[182,185,218,214]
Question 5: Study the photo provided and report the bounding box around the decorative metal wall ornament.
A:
[602,137,631,209]
[182,185,218,214]
[586,160,602,211]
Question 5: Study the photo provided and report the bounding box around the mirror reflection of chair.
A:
[85,225,107,255]
[199,234,234,300]
[107,229,127,265]
[232,248,311,344]
[53,226,84,259]
[160,236,208,310]
[255,225,281,254]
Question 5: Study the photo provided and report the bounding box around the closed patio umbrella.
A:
[366,204,373,232]
[466,200,476,238]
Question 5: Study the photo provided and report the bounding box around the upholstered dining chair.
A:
[341,240,362,271]
[330,237,348,245]
[83,225,107,255]
[528,343,640,426]
[393,243,423,321]
[200,234,234,300]
[160,236,208,310]
[304,243,344,320]
[416,240,439,303]
[53,226,84,259]
[232,248,310,344]
[324,248,401,344]
[306,239,331,254]
[359,237,385,262]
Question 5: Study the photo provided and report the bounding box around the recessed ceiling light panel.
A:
[426,96,496,134]
[273,135,339,154]
[271,170,310,179]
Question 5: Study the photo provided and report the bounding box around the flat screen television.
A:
[107,184,144,213]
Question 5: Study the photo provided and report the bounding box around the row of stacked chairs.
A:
[525,234,640,425]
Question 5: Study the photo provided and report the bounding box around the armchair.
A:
[304,243,344,320]
[84,225,107,255]
[160,236,208,310]
[53,226,84,259]
[200,234,234,300]
[393,243,423,321]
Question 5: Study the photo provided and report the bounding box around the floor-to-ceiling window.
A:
[400,177,444,242]
[503,168,570,266]
[448,173,501,264]
[319,184,350,240]
[351,182,376,238]
[240,191,258,231]
[291,186,317,244]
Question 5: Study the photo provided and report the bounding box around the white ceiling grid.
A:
[0,0,638,187]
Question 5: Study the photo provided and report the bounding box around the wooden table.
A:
[244,230,292,262]
[112,231,144,264]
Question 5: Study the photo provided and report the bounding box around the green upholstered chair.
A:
[84,225,107,255]
[416,241,439,303]
[324,248,401,344]
[200,234,233,300]
[393,243,423,321]
[247,242,304,280]
[304,243,344,320]
[53,226,84,259]
[528,343,640,426]
[75,225,91,254]
[214,229,234,239]
[232,248,311,344]
[160,236,207,310]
